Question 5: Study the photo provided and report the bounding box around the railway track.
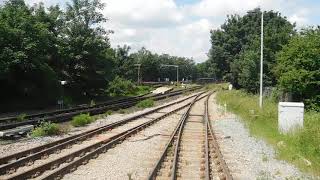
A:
[0,86,200,131]
[148,92,233,180]
[0,91,204,180]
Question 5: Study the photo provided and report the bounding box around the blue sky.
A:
[2,0,320,62]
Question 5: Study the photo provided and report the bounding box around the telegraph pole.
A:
[134,64,141,85]
[259,11,264,108]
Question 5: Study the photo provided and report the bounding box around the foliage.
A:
[105,110,113,115]
[135,86,152,95]
[17,113,27,121]
[207,8,295,91]
[216,90,320,175]
[31,121,61,137]
[136,99,154,108]
[107,76,137,97]
[0,0,199,113]
[275,28,320,110]
[112,46,197,82]
[71,113,93,127]
[0,0,61,108]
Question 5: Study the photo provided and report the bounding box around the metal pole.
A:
[176,66,179,85]
[135,64,141,85]
[138,65,140,85]
[259,11,264,108]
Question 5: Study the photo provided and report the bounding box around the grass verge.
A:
[31,122,61,137]
[71,113,93,127]
[216,90,320,175]
[136,99,154,108]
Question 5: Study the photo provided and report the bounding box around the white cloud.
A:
[22,0,318,63]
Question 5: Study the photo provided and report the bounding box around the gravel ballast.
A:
[208,93,317,180]
[0,92,200,158]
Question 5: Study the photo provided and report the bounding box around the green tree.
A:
[275,28,320,110]
[59,0,113,97]
[0,0,60,109]
[207,8,295,91]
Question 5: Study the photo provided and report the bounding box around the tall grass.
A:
[216,90,320,175]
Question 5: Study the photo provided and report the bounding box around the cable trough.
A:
[0,91,204,180]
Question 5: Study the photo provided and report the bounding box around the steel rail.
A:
[3,93,205,180]
[205,93,233,180]
[0,91,204,176]
[147,93,208,180]
[0,86,198,123]
[0,87,201,130]
[204,92,213,180]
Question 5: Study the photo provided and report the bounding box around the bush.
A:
[135,86,152,95]
[71,113,93,127]
[31,122,61,137]
[107,76,136,97]
[136,99,154,108]
[275,28,320,110]
[17,113,27,121]
[105,110,113,115]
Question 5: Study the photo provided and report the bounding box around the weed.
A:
[127,172,133,180]
[136,99,154,108]
[71,113,93,127]
[118,109,126,114]
[105,110,113,115]
[17,113,27,121]
[90,100,96,107]
[262,153,268,162]
[31,122,61,137]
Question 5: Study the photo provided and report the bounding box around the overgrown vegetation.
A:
[31,122,61,137]
[17,113,27,121]
[216,90,320,175]
[106,76,152,97]
[136,99,154,108]
[275,28,320,110]
[71,113,93,127]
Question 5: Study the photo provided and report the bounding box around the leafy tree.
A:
[275,28,320,110]
[59,0,113,97]
[207,8,295,91]
[0,0,60,108]
[106,76,136,97]
[112,45,137,81]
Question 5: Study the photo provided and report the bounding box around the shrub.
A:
[31,122,61,137]
[107,76,136,97]
[105,110,113,115]
[71,113,93,127]
[17,113,27,121]
[135,86,152,95]
[136,99,154,108]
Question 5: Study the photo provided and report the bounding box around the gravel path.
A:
[208,93,318,180]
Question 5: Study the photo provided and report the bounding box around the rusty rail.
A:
[147,93,208,180]
[3,93,205,180]
[205,93,233,180]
